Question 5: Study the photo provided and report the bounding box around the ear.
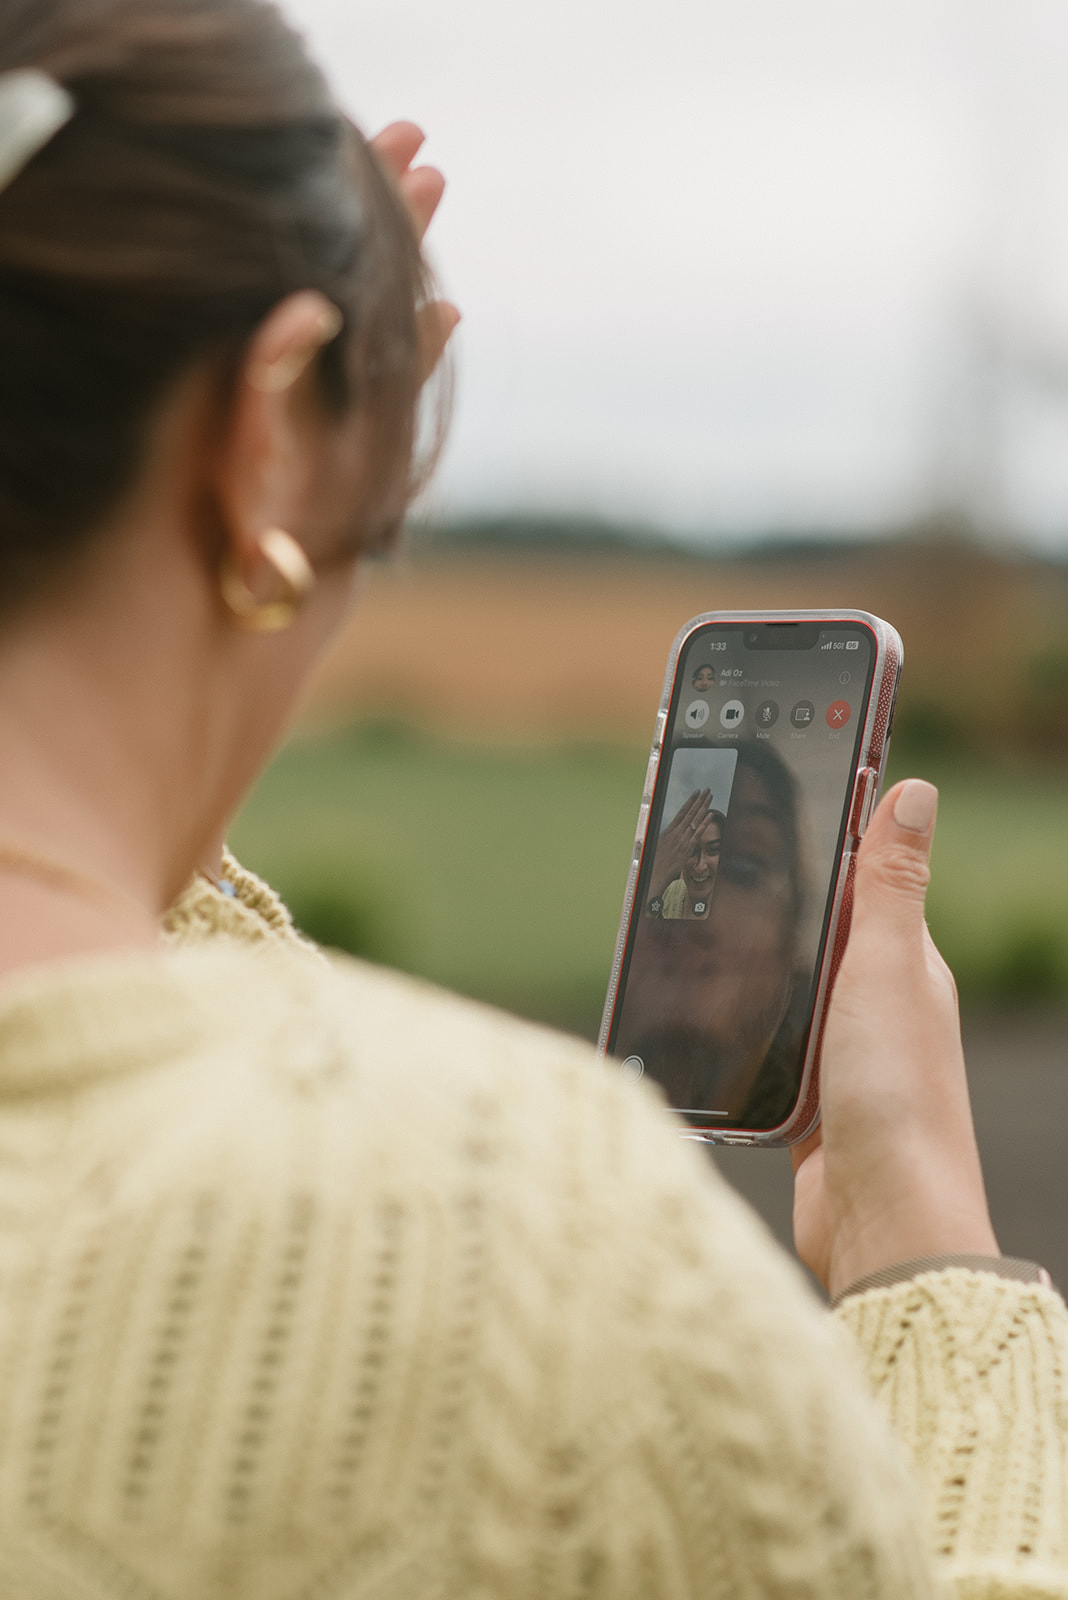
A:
[210,290,343,571]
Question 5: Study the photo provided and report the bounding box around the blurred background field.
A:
[232,526,1068,1034]
[231,717,1068,1033]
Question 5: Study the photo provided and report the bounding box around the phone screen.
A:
[605,619,877,1132]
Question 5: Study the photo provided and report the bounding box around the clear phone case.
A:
[598,609,903,1146]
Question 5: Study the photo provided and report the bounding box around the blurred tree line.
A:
[424,512,1068,764]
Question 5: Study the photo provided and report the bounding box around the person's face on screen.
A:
[691,665,715,693]
[683,818,721,896]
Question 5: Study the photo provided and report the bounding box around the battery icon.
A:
[845,640,859,650]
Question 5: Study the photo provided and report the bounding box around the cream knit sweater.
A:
[0,865,1057,1598]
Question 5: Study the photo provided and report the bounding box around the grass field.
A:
[918,763,1068,999]
[230,721,1068,1037]
[230,724,640,1035]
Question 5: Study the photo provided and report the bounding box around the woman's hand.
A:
[649,789,712,902]
[792,779,999,1300]
[371,122,459,377]
[372,121,444,236]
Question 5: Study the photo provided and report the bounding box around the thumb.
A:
[849,779,938,942]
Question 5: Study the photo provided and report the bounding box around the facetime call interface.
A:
[609,623,875,1131]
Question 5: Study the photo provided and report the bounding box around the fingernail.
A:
[893,779,938,834]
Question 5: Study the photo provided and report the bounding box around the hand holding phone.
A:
[792,779,999,1297]
[600,611,902,1146]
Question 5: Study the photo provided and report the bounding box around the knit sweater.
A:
[0,869,1057,1597]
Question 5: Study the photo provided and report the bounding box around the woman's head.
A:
[0,0,452,906]
[0,0,437,614]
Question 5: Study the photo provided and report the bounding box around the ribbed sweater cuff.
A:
[835,1269,1068,1583]
[832,1254,1053,1307]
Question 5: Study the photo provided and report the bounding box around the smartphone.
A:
[599,611,902,1146]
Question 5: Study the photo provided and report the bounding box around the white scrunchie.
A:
[0,69,74,195]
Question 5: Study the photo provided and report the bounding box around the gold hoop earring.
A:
[219,527,316,634]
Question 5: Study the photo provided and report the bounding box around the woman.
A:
[667,807,723,916]
[666,808,721,915]
[645,789,725,919]
[0,3,1064,1597]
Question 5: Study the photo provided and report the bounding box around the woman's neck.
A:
[0,870,159,982]
[0,568,220,976]
[0,709,175,937]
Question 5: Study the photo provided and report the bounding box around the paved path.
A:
[711,1009,1068,1293]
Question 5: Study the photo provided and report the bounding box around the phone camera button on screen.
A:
[620,1056,645,1081]
[790,700,814,728]
[755,699,779,728]
[719,699,745,729]
[826,699,851,728]
[684,701,710,729]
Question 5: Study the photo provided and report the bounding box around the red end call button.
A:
[826,699,851,729]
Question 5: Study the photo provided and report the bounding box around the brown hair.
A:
[0,0,435,607]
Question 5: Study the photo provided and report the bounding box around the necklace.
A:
[0,838,149,928]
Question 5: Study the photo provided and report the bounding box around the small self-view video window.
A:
[646,748,737,921]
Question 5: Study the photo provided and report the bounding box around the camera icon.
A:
[719,699,745,729]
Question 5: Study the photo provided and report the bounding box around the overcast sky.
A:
[285,0,1068,547]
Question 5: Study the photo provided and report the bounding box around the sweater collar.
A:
[0,946,258,1095]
